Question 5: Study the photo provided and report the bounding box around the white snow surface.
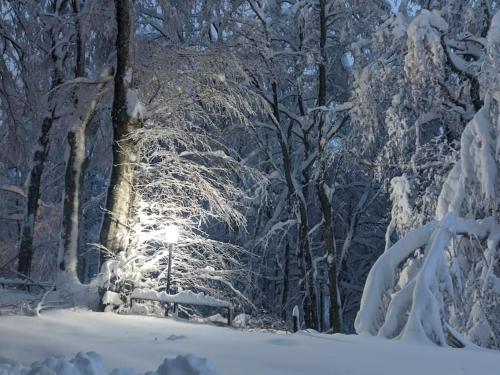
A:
[0,310,499,375]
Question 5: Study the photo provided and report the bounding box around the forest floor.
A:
[0,309,499,375]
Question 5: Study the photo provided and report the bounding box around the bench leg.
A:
[292,315,299,333]
[173,303,178,317]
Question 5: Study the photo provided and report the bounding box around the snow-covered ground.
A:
[0,310,499,375]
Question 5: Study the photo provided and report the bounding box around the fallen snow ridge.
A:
[0,352,217,375]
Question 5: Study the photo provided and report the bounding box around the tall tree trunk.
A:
[17,2,67,277]
[297,205,317,329]
[60,82,107,277]
[281,236,290,321]
[270,80,317,329]
[317,179,342,332]
[247,2,319,329]
[72,0,85,79]
[298,108,317,329]
[17,116,53,277]
[99,0,142,262]
[315,0,342,333]
[59,0,87,279]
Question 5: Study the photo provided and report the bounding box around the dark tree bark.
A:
[281,237,290,321]
[17,116,53,277]
[317,181,342,333]
[17,2,67,277]
[99,0,142,262]
[315,0,342,333]
[72,0,85,79]
[297,205,317,329]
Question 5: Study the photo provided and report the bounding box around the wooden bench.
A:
[130,289,233,326]
[0,277,52,292]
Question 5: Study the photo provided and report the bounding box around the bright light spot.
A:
[164,225,180,244]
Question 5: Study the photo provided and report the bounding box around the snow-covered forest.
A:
[0,0,499,374]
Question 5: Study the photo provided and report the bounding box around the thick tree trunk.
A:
[99,129,138,259]
[316,178,342,333]
[60,83,106,277]
[99,0,141,262]
[59,0,89,279]
[17,117,53,277]
[17,2,66,277]
[298,208,317,329]
[60,132,80,275]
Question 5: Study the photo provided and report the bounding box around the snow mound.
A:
[154,354,217,375]
[192,314,227,326]
[232,313,248,328]
[102,291,123,306]
[126,89,146,120]
[0,352,107,375]
[0,353,217,375]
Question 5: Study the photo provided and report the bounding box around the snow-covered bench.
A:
[130,289,234,326]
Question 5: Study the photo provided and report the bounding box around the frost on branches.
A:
[355,9,500,348]
[99,52,266,313]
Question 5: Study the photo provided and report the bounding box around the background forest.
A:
[0,0,499,352]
